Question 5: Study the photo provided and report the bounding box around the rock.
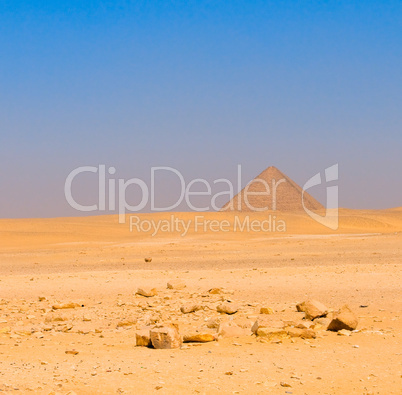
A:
[218,322,248,338]
[136,328,152,347]
[180,304,202,314]
[259,307,273,314]
[167,280,186,290]
[136,288,157,298]
[217,303,238,315]
[234,318,254,331]
[65,350,79,355]
[296,300,328,320]
[287,328,316,339]
[313,316,332,330]
[150,326,181,349]
[294,320,314,330]
[251,318,284,335]
[117,320,136,328]
[183,333,215,343]
[208,288,224,294]
[144,257,152,262]
[0,326,11,334]
[206,318,221,329]
[52,303,82,310]
[337,329,352,336]
[327,305,358,331]
[256,327,288,340]
[280,382,292,387]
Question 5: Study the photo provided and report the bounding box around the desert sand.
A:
[0,208,401,394]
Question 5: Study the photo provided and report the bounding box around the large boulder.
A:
[327,305,358,331]
[296,300,328,320]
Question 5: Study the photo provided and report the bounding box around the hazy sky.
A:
[1,1,401,218]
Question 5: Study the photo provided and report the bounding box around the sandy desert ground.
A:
[0,208,401,394]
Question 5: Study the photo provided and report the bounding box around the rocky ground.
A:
[0,211,401,394]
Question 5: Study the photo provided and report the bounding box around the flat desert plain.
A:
[0,208,401,394]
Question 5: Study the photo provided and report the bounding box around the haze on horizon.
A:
[0,1,401,218]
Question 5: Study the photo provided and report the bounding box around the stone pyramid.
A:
[221,166,324,212]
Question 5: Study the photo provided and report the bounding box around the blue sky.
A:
[0,1,401,217]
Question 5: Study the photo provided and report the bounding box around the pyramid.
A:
[221,166,324,212]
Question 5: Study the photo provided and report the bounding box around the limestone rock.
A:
[256,327,288,340]
[218,322,248,338]
[251,318,284,335]
[327,305,358,331]
[136,328,152,347]
[208,288,223,294]
[183,332,215,343]
[217,303,238,315]
[150,326,181,349]
[294,320,314,330]
[337,329,352,336]
[287,328,316,339]
[259,307,274,315]
[167,280,186,290]
[52,303,82,310]
[296,300,328,320]
[180,304,202,314]
[136,288,158,298]
[313,316,332,330]
[206,318,221,329]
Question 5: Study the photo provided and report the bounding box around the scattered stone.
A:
[280,382,292,387]
[338,329,352,336]
[183,333,215,343]
[136,328,152,347]
[136,288,158,298]
[167,280,186,290]
[251,318,284,335]
[328,305,358,331]
[206,318,221,329]
[225,371,233,375]
[296,300,328,320]
[313,316,332,331]
[0,326,11,334]
[260,307,273,314]
[65,350,79,355]
[295,320,314,329]
[217,303,238,315]
[117,320,136,328]
[180,304,202,314]
[287,328,316,339]
[208,288,223,294]
[52,303,82,310]
[150,325,181,349]
[144,257,152,263]
[218,322,248,338]
[256,327,288,340]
